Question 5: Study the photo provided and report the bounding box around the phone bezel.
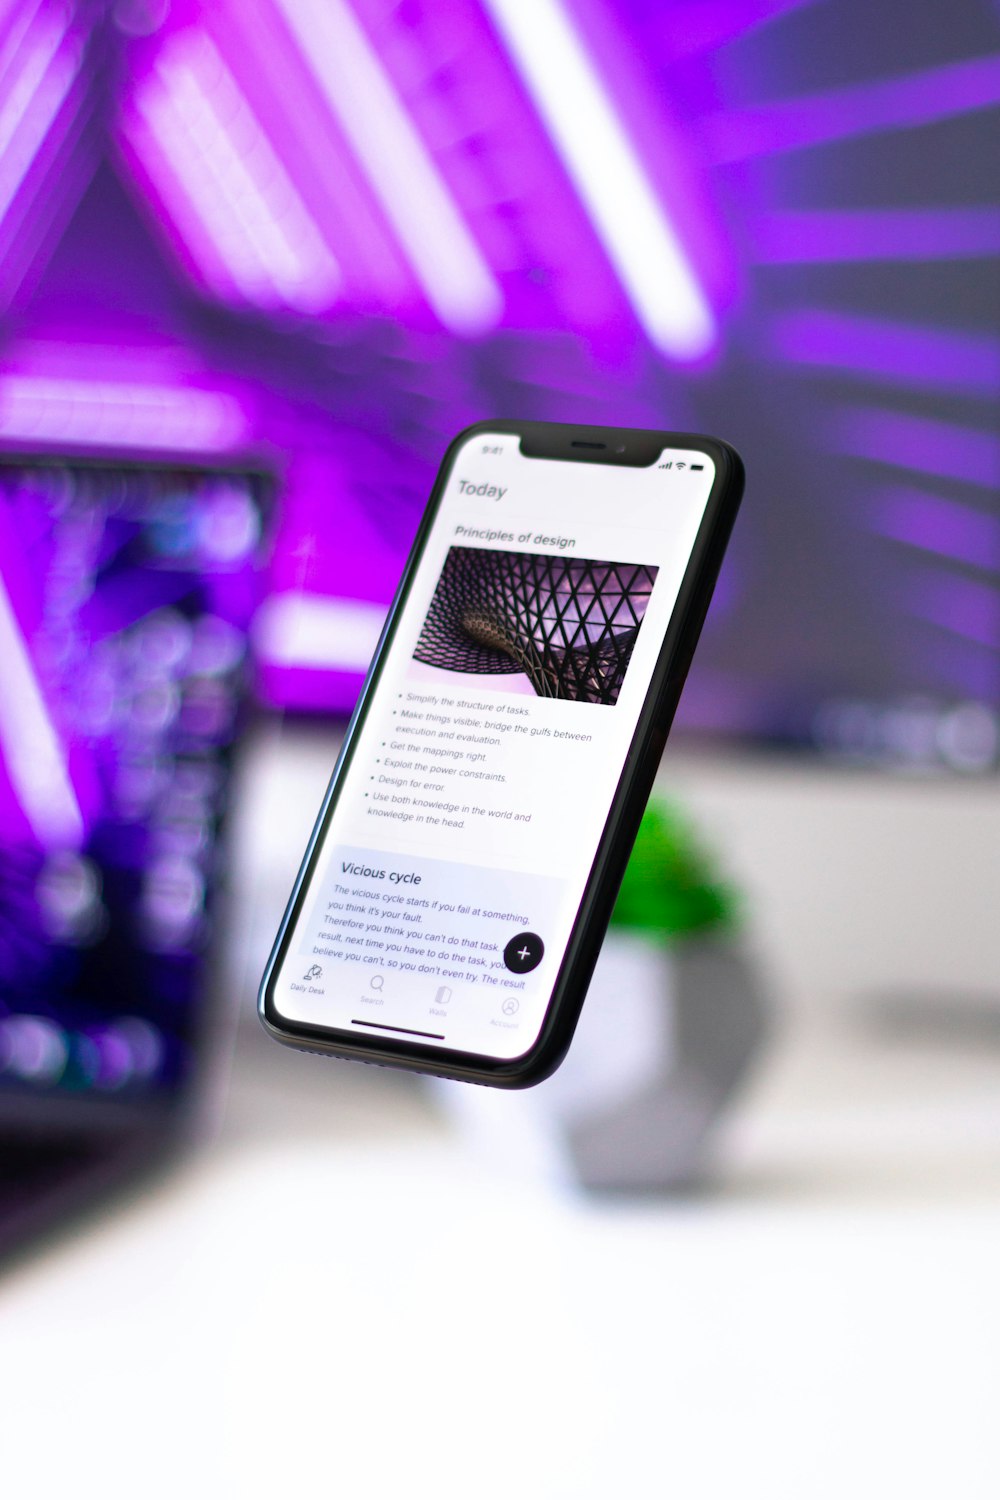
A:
[259,420,744,1087]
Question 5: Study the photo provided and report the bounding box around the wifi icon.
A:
[675,461,687,469]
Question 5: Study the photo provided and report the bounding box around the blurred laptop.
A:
[0,456,271,1261]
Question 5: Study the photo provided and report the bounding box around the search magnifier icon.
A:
[370,974,384,991]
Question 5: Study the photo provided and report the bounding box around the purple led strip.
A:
[867,486,1000,574]
[770,311,1000,398]
[904,570,1000,652]
[655,0,821,60]
[826,408,1000,491]
[752,209,1000,263]
[706,52,1000,162]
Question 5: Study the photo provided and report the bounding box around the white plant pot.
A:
[434,930,771,1193]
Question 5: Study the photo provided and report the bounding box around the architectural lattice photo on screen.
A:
[413,546,658,705]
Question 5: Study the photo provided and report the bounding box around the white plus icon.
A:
[517,944,531,962]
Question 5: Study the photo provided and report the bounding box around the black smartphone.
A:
[259,421,744,1087]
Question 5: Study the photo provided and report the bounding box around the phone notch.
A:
[520,426,662,467]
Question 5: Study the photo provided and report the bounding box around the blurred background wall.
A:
[1,0,996,739]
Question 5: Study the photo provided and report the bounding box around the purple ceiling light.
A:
[484,0,717,361]
[0,368,248,452]
[869,487,1000,573]
[705,52,1000,162]
[252,443,405,710]
[770,311,1000,398]
[0,1,91,295]
[205,0,412,314]
[0,496,84,850]
[654,0,822,59]
[122,28,340,312]
[0,4,75,203]
[753,208,1000,263]
[905,570,1000,652]
[109,0,730,353]
[273,0,503,336]
[254,593,385,673]
[339,0,630,342]
[3,0,993,749]
[828,407,1000,491]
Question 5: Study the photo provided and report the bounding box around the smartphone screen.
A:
[267,430,718,1064]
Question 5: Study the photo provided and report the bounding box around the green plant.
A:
[610,797,741,944]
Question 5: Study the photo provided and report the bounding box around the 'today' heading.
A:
[457,479,507,501]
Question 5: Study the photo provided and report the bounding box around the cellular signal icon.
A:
[658,461,672,469]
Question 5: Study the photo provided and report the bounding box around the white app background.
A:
[273,433,714,1059]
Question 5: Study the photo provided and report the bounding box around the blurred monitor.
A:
[0,457,270,1257]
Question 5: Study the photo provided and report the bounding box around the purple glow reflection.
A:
[828,408,1000,489]
[771,312,1000,397]
[275,0,501,335]
[207,0,411,312]
[656,0,820,59]
[486,0,716,359]
[869,488,1000,572]
[0,480,107,848]
[706,52,1000,161]
[0,565,84,850]
[906,571,1000,651]
[0,374,247,451]
[253,592,385,674]
[255,662,365,716]
[127,29,340,312]
[113,1018,164,1080]
[0,1015,68,1082]
[0,8,83,228]
[752,209,1000,263]
[0,0,992,753]
[90,1027,133,1089]
[35,851,106,942]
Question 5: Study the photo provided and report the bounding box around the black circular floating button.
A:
[503,932,544,974]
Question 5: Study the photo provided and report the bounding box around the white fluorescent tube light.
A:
[145,31,341,312]
[275,0,503,335]
[484,0,715,359]
[0,569,84,849]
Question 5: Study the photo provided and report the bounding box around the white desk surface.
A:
[2,1002,999,1500]
[2,741,998,1499]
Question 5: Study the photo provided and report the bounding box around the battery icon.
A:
[690,463,704,471]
